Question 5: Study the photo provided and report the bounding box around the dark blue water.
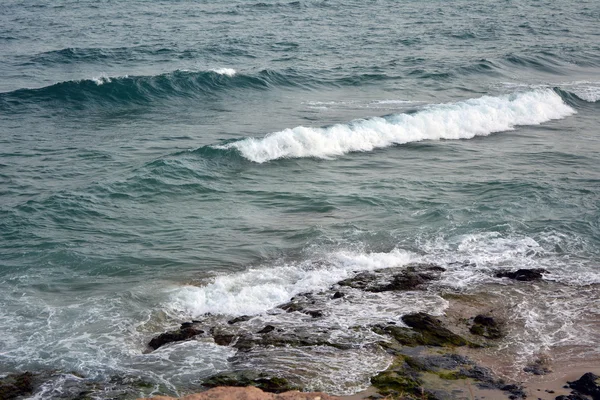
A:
[1,0,599,397]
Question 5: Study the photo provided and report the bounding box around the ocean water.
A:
[1,0,599,397]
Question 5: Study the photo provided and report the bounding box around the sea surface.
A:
[1,0,599,398]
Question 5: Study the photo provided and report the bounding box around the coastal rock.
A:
[257,325,275,334]
[567,373,600,400]
[555,395,588,400]
[469,314,504,339]
[139,386,340,399]
[495,268,546,281]
[337,263,445,292]
[228,315,252,325]
[523,355,552,376]
[0,372,34,400]
[373,324,422,347]
[202,371,300,394]
[148,323,205,350]
[401,313,469,347]
[331,291,345,299]
[231,330,351,352]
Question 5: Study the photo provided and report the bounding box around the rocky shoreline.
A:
[2,265,599,400]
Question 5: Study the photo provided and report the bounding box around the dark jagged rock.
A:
[213,333,236,346]
[202,371,300,393]
[332,291,345,299]
[232,331,351,352]
[373,324,422,347]
[279,301,305,313]
[401,313,469,347]
[305,309,323,318]
[459,365,497,386]
[556,395,589,400]
[501,384,528,399]
[338,263,445,293]
[227,315,252,325]
[568,373,600,400]
[148,323,204,350]
[0,372,34,400]
[470,314,504,339]
[257,325,275,334]
[495,268,546,281]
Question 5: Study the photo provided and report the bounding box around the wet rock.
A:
[148,323,205,350]
[305,310,323,318]
[568,373,600,400]
[417,354,474,372]
[232,330,351,352]
[337,264,445,292]
[523,356,552,376]
[338,263,445,293]
[332,291,345,299]
[213,333,236,346]
[228,315,252,325]
[458,365,497,386]
[469,314,504,339]
[401,313,469,347]
[370,363,438,400]
[495,268,546,281]
[279,301,305,313]
[501,383,527,399]
[202,371,300,393]
[257,325,275,334]
[373,324,422,347]
[0,372,34,400]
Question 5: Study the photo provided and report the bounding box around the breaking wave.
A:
[217,89,576,163]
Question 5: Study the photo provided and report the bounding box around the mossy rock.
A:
[371,370,438,400]
[203,371,300,393]
[373,325,422,347]
[402,313,469,347]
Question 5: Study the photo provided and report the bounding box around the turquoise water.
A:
[1,0,599,397]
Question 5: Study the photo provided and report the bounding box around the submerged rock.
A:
[523,355,552,376]
[469,314,504,339]
[401,313,469,347]
[148,322,205,350]
[0,372,34,400]
[203,371,300,393]
[495,268,546,281]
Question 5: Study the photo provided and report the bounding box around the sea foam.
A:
[218,89,575,162]
[211,68,237,77]
[168,249,415,318]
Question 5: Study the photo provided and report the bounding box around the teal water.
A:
[1,0,599,397]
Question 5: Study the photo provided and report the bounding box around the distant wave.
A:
[0,69,295,110]
[563,82,600,103]
[216,89,576,163]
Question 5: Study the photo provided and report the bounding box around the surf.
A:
[216,89,576,163]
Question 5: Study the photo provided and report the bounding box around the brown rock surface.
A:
[140,386,341,400]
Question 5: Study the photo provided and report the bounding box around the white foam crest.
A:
[167,249,415,318]
[91,74,112,85]
[211,68,237,77]
[218,89,575,162]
